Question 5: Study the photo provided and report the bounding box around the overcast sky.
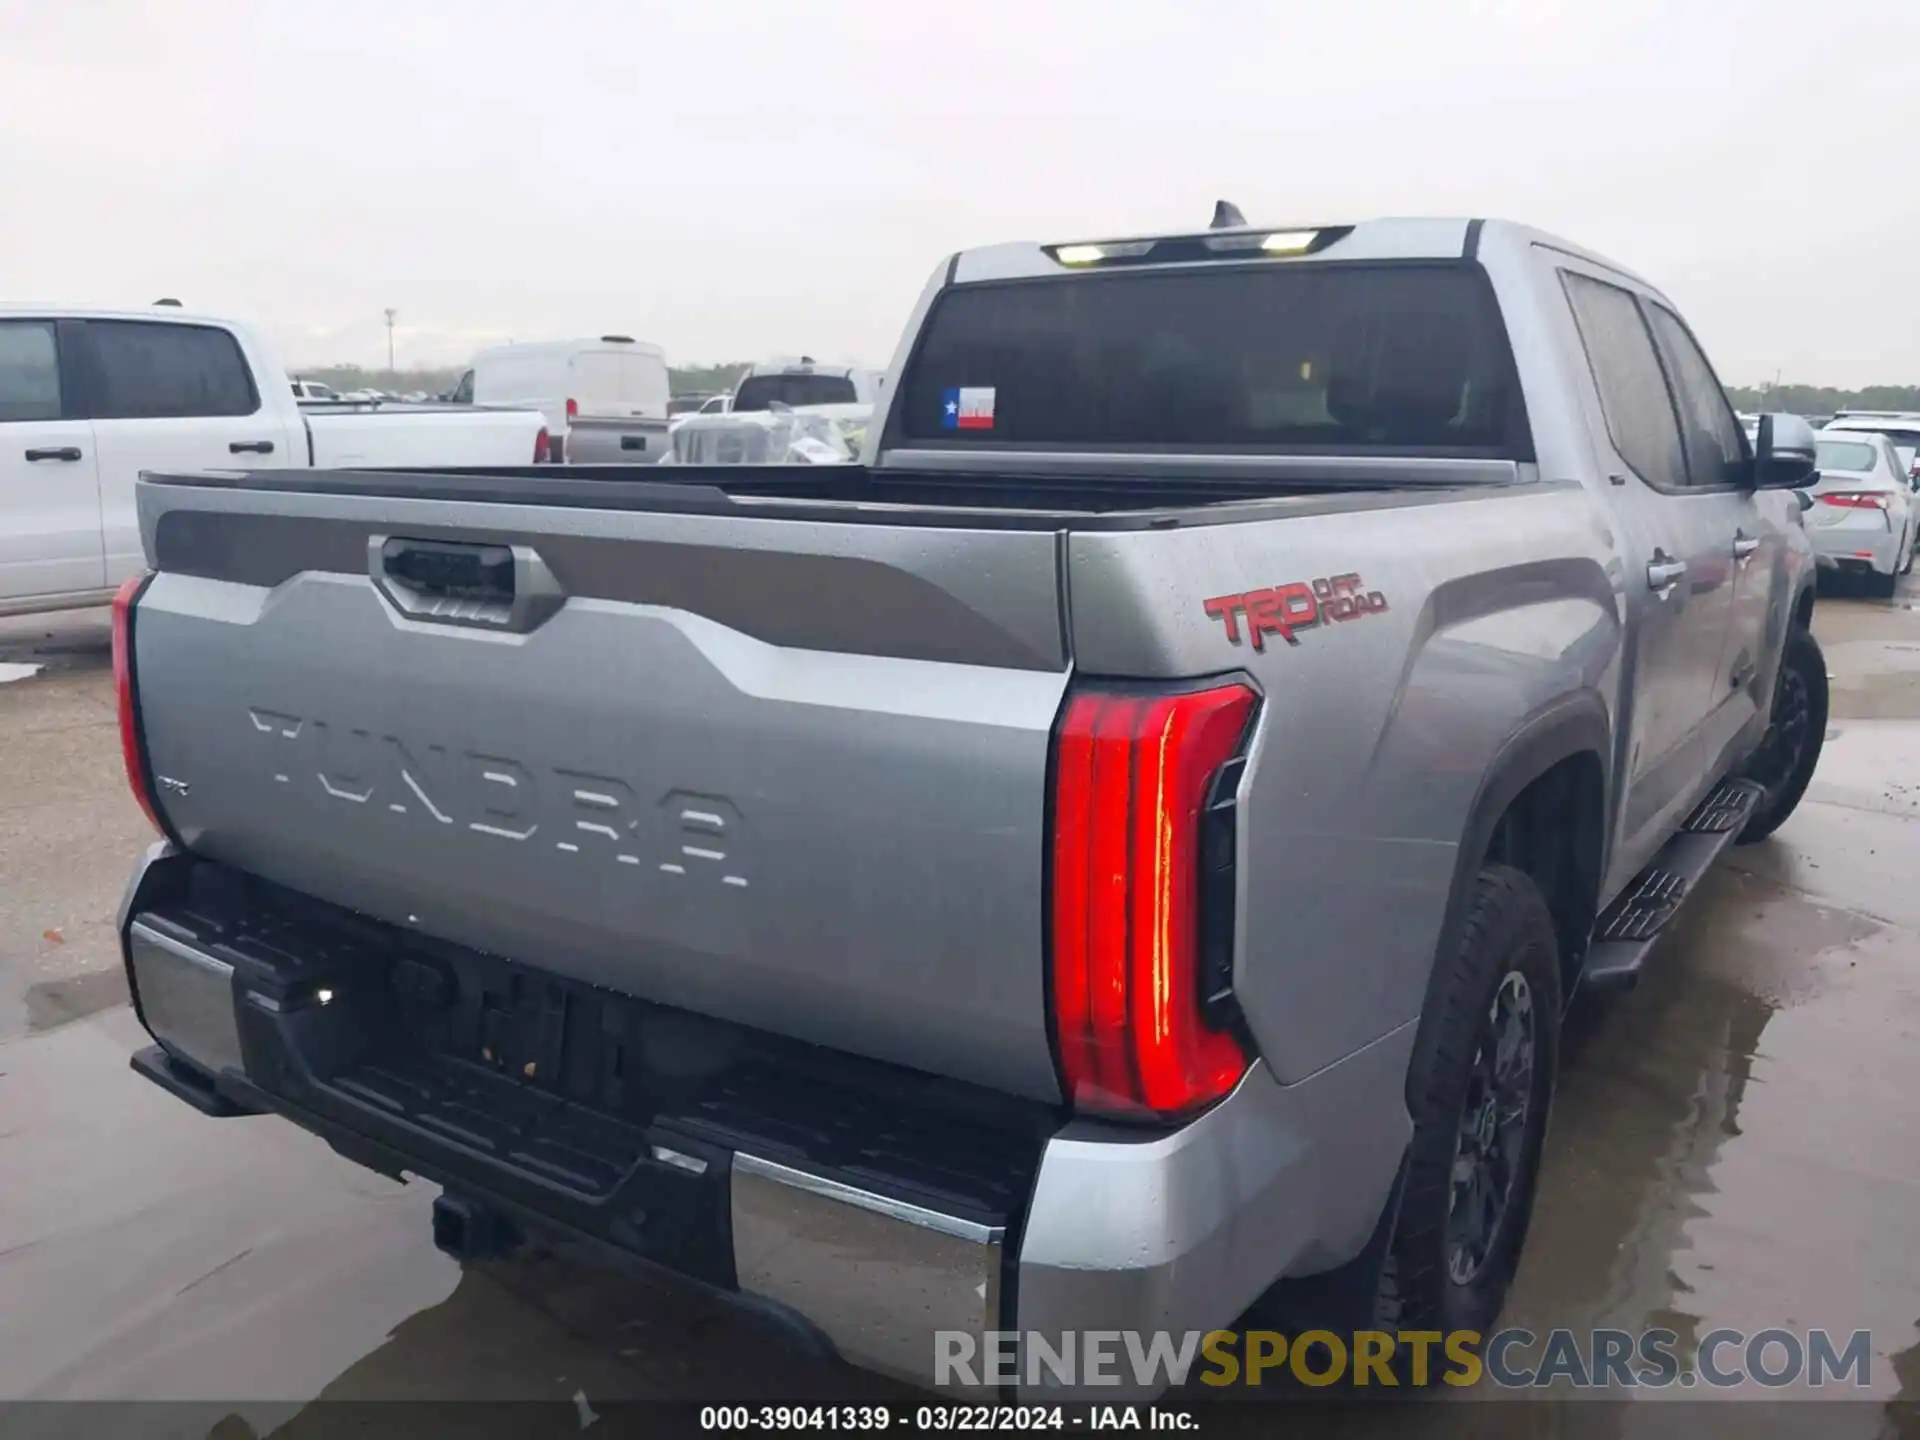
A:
[2,0,1915,384]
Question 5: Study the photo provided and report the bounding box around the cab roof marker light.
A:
[1199,229,1321,255]
[1260,229,1320,254]
[1048,240,1154,267]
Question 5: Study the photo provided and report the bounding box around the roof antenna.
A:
[153,297,182,307]
[1210,200,1247,230]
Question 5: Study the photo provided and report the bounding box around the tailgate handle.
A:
[383,538,515,601]
[370,537,565,633]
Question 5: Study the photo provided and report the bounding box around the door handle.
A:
[1647,558,1688,596]
[1732,533,1760,563]
[229,440,275,455]
[24,446,82,462]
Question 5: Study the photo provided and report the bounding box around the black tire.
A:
[1376,864,1561,1342]
[1902,530,1915,576]
[1737,624,1829,844]
[1869,565,1899,599]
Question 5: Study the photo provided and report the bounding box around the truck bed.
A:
[145,456,1523,529]
[127,457,1534,1101]
[301,406,547,470]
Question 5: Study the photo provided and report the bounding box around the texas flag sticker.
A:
[942,386,996,430]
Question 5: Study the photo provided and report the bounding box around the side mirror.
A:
[1751,412,1818,490]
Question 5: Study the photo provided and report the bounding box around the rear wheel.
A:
[1738,624,1828,843]
[1869,561,1899,598]
[1376,865,1561,1341]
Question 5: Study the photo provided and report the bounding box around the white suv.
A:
[1811,428,1918,595]
[1826,410,1920,484]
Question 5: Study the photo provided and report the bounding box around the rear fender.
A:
[1429,692,1612,1009]
[1223,554,1619,1086]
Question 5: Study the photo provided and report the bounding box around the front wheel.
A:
[1376,865,1561,1340]
[1903,528,1915,577]
[1737,624,1828,844]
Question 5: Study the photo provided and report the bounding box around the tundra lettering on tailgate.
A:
[1203,573,1390,651]
[245,707,749,889]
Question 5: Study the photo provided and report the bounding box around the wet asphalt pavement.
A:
[5,580,1920,1437]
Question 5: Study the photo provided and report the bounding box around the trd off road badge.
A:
[1202,573,1389,651]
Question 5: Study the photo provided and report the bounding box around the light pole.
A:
[383,308,398,375]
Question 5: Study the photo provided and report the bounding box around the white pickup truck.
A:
[0,305,552,616]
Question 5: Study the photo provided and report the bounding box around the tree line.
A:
[293,364,1920,414]
[1725,384,1920,414]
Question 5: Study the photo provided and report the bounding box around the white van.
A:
[455,336,670,459]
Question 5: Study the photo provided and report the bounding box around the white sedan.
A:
[1808,432,1917,597]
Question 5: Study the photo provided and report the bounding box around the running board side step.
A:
[1581,778,1765,991]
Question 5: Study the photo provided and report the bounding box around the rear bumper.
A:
[1811,517,1900,574]
[119,844,1411,1399]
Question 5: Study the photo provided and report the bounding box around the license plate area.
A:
[128,857,1055,1292]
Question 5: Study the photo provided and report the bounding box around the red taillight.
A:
[565,396,578,422]
[1050,681,1258,1118]
[112,574,166,836]
[1819,492,1890,509]
[534,427,550,463]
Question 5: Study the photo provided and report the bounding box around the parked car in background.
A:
[729,357,886,412]
[661,402,867,465]
[1807,431,1917,595]
[289,378,339,401]
[1826,411,1920,484]
[0,303,550,616]
[455,335,670,462]
[667,392,733,418]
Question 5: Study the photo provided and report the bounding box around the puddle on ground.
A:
[1506,858,1920,1413]
[24,966,130,1033]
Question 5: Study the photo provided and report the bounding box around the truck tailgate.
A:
[130,475,1069,1101]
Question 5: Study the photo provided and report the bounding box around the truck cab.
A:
[729,358,886,412]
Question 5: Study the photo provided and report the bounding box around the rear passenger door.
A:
[81,319,296,586]
[1640,302,1778,780]
[0,318,104,604]
[1561,270,1741,878]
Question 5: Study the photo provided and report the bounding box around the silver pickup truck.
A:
[113,214,1826,1398]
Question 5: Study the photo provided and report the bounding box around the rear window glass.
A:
[88,320,258,419]
[732,373,858,411]
[1832,424,1920,447]
[1816,440,1879,473]
[895,263,1528,455]
[0,320,63,422]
